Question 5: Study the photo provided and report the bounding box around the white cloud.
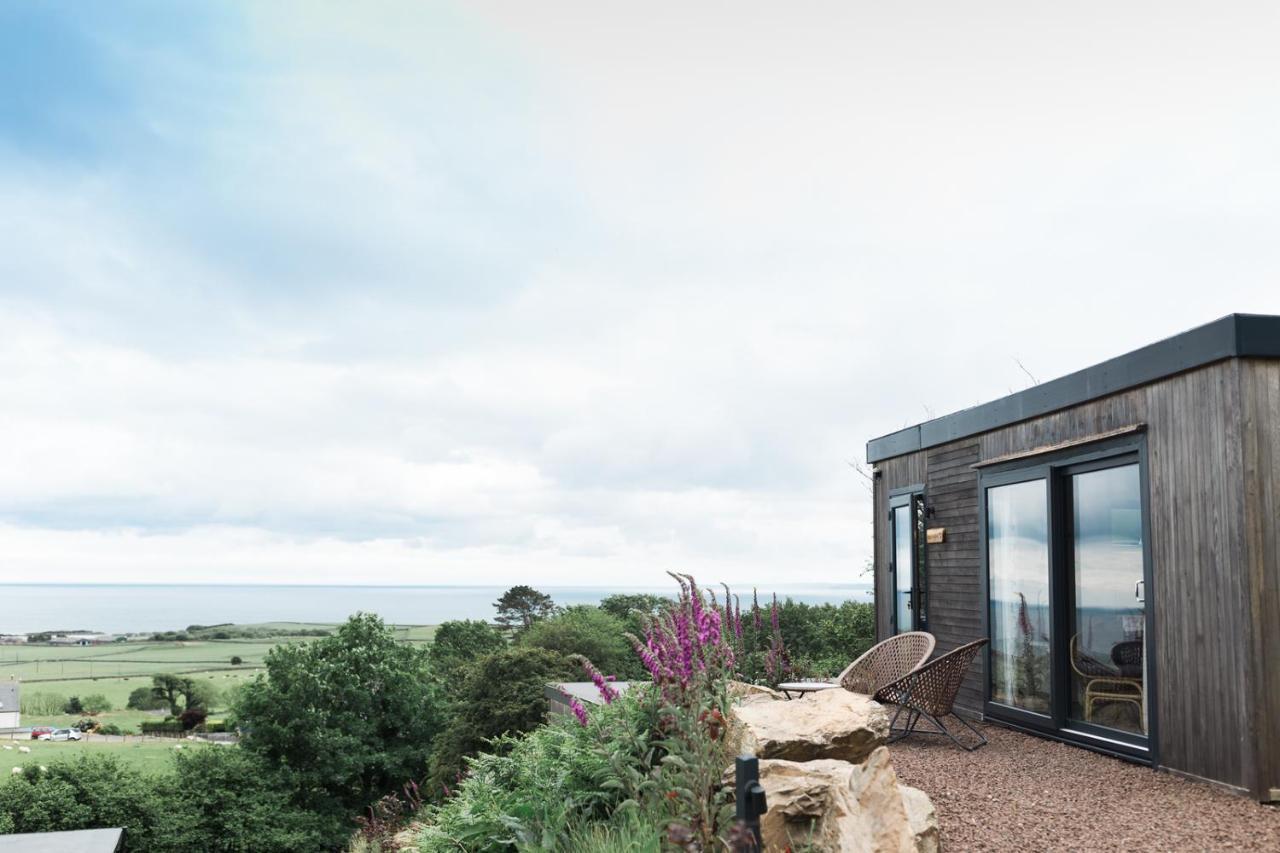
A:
[1,1,1278,585]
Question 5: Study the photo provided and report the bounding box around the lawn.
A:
[0,737,201,776]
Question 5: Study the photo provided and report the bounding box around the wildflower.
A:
[576,655,619,704]
[566,694,590,726]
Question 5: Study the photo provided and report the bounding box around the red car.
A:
[30,727,53,740]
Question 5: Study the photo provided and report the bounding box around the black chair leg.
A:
[887,708,987,751]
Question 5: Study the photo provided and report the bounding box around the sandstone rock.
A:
[900,784,940,853]
[734,687,888,763]
[746,749,938,852]
[728,680,785,702]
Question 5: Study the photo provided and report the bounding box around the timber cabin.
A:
[867,313,1280,800]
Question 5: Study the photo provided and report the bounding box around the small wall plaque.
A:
[926,527,946,544]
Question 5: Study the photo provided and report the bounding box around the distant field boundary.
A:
[17,665,264,684]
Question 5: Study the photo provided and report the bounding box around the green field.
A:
[0,737,207,776]
[7,623,437,733]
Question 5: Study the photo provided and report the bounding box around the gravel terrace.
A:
[887,723,1280,852]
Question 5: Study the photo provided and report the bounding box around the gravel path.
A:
[888,723,1280,851]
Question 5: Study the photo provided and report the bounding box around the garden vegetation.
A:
[0,582,872,851]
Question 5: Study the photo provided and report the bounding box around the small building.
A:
[866,313,1280,801]
[0,682,18,730]
[0,635,27,645]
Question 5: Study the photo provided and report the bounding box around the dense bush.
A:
[426,646,577,796]
[62,696,84,715]
[236,612,444,847]
[19,691,67,716]
[230,655,243,665]
[419,574,742,851]
[96,723,128,736]
[428,620,506,684]
[0,754,170,848]
[0,750,328,852]
[164,747,328,852]
[775,598,876,677]
[178,707,208,731]
[519,605,642,679]
[80,693,113,714]
[140,720,185,735]
[419,694,660,850]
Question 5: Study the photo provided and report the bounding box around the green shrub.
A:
[597,593,668,638]
[519,606,641,679]
[426,646,577,796]
[419,693,659,851]
[80,693,112,714]
[19,691,67,716]
[96,723,128,736]
[141,719,185,735]
[62,696,83,715]
[0,755,169,848]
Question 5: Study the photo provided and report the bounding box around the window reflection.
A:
[987,479,1050,713]
[894,504,912,631]
[1070,464,1146,735]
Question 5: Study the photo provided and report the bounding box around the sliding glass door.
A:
[987,478,1050,716]
[1066,462,1147,737]
[982,441,1152,758]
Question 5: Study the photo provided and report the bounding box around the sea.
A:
[0,583,873,634]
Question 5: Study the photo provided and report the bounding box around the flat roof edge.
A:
[866,313,1280,464]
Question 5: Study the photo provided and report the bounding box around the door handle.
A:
[1135,580,1145,604]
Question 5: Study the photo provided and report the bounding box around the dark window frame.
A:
[888,483,927,634]
[978,434,1158,766]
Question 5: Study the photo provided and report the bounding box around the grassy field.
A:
[0,737,207,776]
[8,623,437,732]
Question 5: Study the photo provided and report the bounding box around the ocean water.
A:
[0,583,872,634]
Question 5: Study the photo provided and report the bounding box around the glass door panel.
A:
[893,503,913,631]
[987,479,1051,714]
[1068,464,1146,736]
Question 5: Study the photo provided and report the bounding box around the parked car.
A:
[38,728,82,742]
[29,727,53,740]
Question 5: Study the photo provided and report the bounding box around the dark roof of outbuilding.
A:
[866,313,1280,464]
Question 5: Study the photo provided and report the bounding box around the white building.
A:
[0,682,19,730]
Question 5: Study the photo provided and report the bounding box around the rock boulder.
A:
[748,749,938,853]
[734,687,888,763]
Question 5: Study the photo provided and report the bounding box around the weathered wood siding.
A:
[1241,359,1280,800]
[873,358,1273,795]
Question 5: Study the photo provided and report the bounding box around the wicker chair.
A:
[1070,634,1143,723]
[876,638,988,751]
[837,631,936,695]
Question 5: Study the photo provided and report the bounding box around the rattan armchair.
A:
[876,638,988,751]
[838,631,937,695]
[777,632,935,699]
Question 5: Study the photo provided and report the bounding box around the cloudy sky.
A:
[1,1,1277,586]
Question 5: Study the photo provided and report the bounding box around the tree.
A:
[127,685,169,711]
[235,613,443,845]
[519,605,641,678]
[598,592,669,636]
[150,674,217,716]
[427,646,576,795]
[230,655,243,666]
[493,585,557,633]
[62,696,83,715]
[165,747,327,852]
[427,620,506,684]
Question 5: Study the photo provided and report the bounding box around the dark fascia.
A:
[866,313,1280,464]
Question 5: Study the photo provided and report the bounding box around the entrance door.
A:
[890,491,926,633]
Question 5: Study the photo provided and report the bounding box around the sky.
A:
[1,1,1278,586]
